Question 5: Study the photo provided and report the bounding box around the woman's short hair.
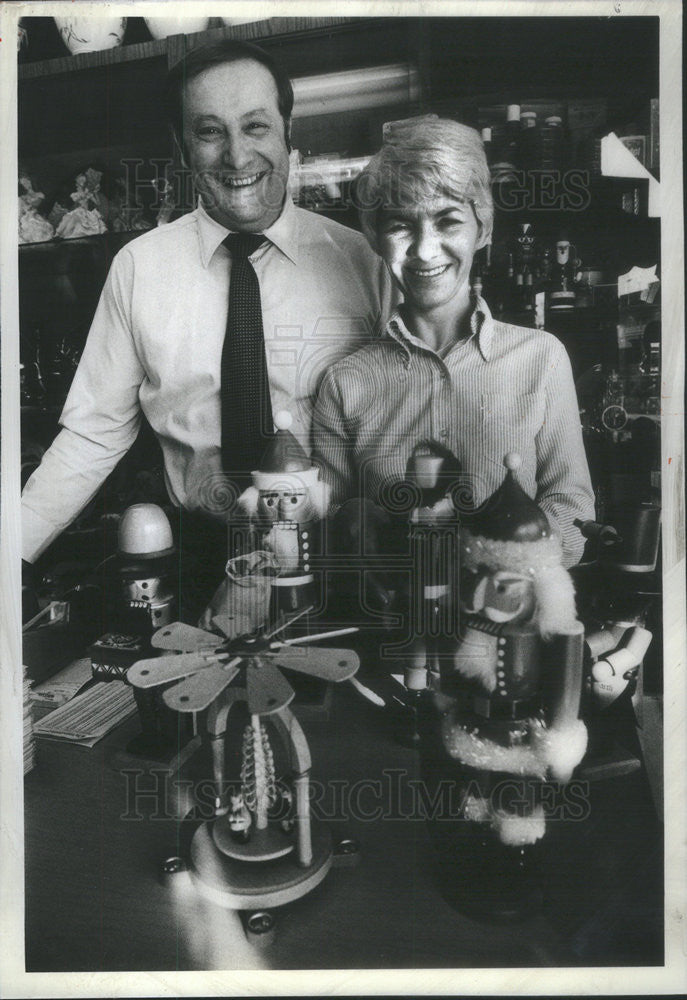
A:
[357,117,493,251]
[165,39,294,150]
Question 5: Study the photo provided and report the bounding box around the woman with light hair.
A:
[312,116,593,567]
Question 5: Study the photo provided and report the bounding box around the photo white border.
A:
[1,1,684,996]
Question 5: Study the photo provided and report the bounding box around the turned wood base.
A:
[189,818,332,909]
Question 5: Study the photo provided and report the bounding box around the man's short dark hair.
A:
[166,39,294,149]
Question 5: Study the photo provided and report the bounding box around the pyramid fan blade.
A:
[211,612,255,641]
[263,604,314,639]
[127,651,219,688]
[270,645,360,683]
[246,660,294,716]
[163,663,240,713]
[151,621,219,652]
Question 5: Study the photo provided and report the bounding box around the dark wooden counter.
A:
[24,682,662,971]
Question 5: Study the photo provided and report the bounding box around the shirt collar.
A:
[195,195,300,268]
[385,293,495,362]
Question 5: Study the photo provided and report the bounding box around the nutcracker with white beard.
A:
[236,411,329,622]
[428,454,588,919]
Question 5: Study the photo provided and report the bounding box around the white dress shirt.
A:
[22,198,393,561]
[312,298,595,566]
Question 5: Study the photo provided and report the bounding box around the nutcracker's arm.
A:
[541,623,585,730]
[533,623,588,782]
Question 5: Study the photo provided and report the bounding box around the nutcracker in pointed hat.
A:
[439,453,588,853]
[236,410,330,620]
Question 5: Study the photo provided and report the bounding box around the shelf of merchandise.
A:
[17,17,356,79]
[17,14,660,458]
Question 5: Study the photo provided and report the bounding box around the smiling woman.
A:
[357,117,493,354]
[376,197,483,349]
[312,117,595,566]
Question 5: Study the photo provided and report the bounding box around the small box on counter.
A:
[88,632,148,682]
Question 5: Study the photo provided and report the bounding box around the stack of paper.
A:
[30,656,93,715]
[33,681,137,748]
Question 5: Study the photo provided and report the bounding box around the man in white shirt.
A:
[21,40,392,572]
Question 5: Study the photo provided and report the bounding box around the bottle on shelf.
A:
[576,121,604,176]
[519,110,540,171]
[505,103,521,168]
[524,267,535,313]
[513,268,526,313]
[540,115,565,172]
[491,103,521,185]
[497,250,516,316]
[481,126,494,168]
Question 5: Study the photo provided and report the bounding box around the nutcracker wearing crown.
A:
[439,454,588,855]
[237,411,329,620]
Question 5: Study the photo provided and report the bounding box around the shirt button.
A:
[302,531,308,540]
[439,429,448,438]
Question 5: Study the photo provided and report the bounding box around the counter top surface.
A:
[24,678,662,972]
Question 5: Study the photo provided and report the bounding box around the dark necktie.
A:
[221,233,273,483]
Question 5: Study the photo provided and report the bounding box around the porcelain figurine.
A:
[144,17,209,40]
[55,17,126,55]
[55,169,107,239]
[18,176,55,244]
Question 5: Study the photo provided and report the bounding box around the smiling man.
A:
[21,40,392,584]
[181,57,290,233]
[312,117,594,566]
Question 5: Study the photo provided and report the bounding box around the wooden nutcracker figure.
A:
[392,441,461,744]
[430,454,588,919]
[236,411,329,621]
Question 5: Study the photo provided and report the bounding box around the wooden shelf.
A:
[18,17,359,79]
[21,405,63,415]
[19,36,168,79]
[19,231,142,255]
